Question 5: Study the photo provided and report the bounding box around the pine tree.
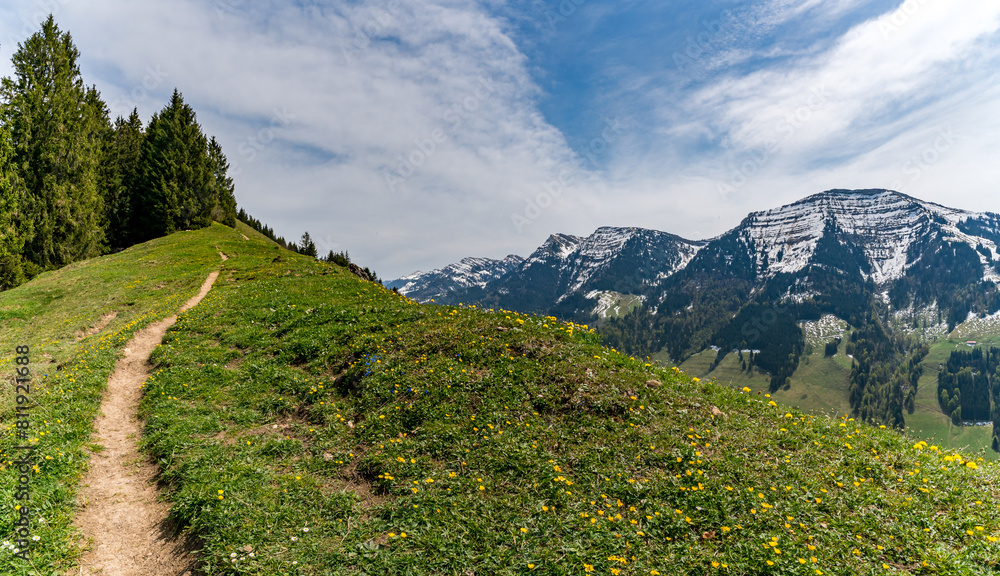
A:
[103,109,145,250]
[1,16,108,270]
[207,137,237,227]
[134,89,212,241]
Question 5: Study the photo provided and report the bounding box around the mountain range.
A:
[389,189,1000,428]
[390,189,1000,324]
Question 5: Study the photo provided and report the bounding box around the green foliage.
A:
[0,15,107,270]
[237,208,291,248]
[847,313,927,429]
[824,338,840,357]
[325,249,351,268]
[103,109,145,250]
[134,89,214,239]
[0,226,999,573]
[126,228,1000,575]
[0,113,26,288]
[207,137,237,228]
[0,224,238,574]
[0,18,243,282]
[889,235,1000,330]
[938,346,1000,451]
[298,231,318,258]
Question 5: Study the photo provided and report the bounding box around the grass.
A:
[135,233,1000,574]
[902,338,1000,462]
[4,225,1000,574]
[679,330,1000,460]
[676,343,855,418]
[0,224,247,574]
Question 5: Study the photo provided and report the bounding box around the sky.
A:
[2,0,999,279]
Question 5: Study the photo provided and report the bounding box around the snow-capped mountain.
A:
[390,227,704,315]
[390,190,1000,341]
[387,188,1000,430]
[384,254,524,302]
[732,189,998,285]
[560,227,703,295]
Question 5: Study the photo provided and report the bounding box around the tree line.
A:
[0,17,377,289]
[236,210,380,283]
[0,16,236,288]
[937,346,1000,451]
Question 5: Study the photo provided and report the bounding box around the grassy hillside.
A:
[4,226,1000,574]
[904,338,1000,460]
[0,226,239,573]
[139,231,1000,574]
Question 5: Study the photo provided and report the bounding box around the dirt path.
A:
[71,264,225,576]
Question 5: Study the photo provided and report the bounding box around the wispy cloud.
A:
[1,1,999,277]
[1,0,589,276]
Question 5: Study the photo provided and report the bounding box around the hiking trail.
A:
[71,255,227,575]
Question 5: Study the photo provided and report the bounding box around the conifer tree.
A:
[1,16,107,270]
[299,231,318,258]
[0,111,27,289]
[103,109,145,250]
[134,89,212,241]
[207,136,237,227]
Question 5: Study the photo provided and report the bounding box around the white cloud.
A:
[695,1,1000,155]
[641,0,1000,232]
[2,0,1000,278]
[0,0,593,278]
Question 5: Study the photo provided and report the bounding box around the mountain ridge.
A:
[390,189,1000,433]
[392,189,1000,311]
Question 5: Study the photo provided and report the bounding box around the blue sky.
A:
[2,0,999,279]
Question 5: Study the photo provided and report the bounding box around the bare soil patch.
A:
[75,311,118,340]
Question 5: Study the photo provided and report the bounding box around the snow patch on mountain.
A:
[525,233,584,267]
[889,302,950,340]
[585,290,646,319]
[394,254,523,298]
[799,314,849,348]
[743,189,1000,285]
[950,309,1000,340]
[563,227,701,293]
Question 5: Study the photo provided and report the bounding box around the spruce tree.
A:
[135,89,212,241]
[207,136,237,227]
[0,16,108,270]
[299,231,318,258]
[104,109,145,250]
[0,111,27,289]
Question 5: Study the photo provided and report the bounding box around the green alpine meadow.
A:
[2,5,1000,576]
[0,224,999,574]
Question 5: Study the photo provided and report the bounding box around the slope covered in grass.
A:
[132,232,1000,575]
[0,225,241,574]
